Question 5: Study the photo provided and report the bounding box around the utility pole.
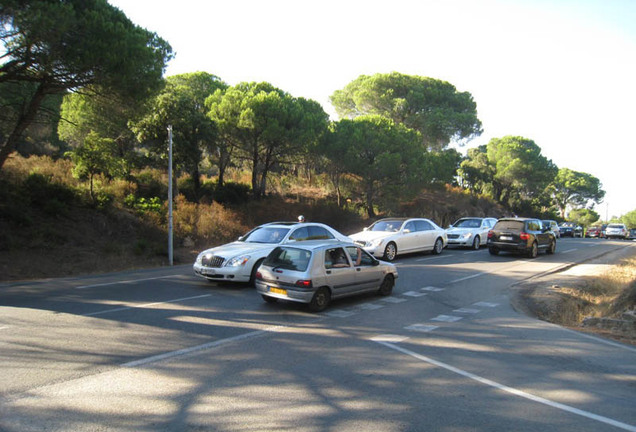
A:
[167,125,173,266]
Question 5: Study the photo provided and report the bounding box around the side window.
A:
[308,226,334,240]
[404,221,415,232]
[289,227,309,241]
[416,220,433,231]
[325,247,350,268]
[345,246,375,266]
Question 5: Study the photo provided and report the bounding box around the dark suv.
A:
[487,218,556,258]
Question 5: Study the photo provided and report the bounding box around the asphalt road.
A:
[1,238,635,432]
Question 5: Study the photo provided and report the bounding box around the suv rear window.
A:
[493,220,524,231]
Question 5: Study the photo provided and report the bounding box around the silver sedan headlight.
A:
[462,233,473,240]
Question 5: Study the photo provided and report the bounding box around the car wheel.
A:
[383,242,397,261]
[432,238,444,255]
[248,259,264,287]
[377,274,394,296]
[309,287,331,312]
[547,239,556,254]
[528,242,538,258]
[488,247,499,255]
[472,236,481,250]
[261,295,277,303]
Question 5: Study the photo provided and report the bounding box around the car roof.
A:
[273,239,357,251]
[497,217,537,222]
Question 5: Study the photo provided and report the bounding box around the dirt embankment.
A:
[511,243,636,346]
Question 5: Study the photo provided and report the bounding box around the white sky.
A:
[109,0,636,218]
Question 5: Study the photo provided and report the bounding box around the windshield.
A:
[369,220,404,232]
[240,227,290,244]
[453,218,481,228]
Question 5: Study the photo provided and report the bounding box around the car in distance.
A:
[629,228,636,240]
[193,221,350,284]
[605,223,629,240]
[255,240,398,312]
[349,217,447,261]
[487,217,556,258]
[585,226,604,238]
[541,220,560,238]
[446,217,498,249]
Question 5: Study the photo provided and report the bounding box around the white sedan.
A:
[349,218,447,261]
[193,221,350,284]
[446,217,498,249]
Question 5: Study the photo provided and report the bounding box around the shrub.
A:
[22,173,77,215]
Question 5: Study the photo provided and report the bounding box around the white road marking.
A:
[82,294,211,317]
[405,324,439,332]
[376,341,636,432]
[122,325,286,368]
[561,249,577,253]
[403,291,428,297]
[431,315,463,322]
[358,303,385,310]
[324,310,356,318]
[453,308,481,314]
[472,302,499,308]
[380,297,407,303]
[415,256,447,262]
[77,275,178,289]
[420,286,444,292]
[449,272,488,283]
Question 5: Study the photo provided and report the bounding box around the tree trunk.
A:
[0,82,49,170]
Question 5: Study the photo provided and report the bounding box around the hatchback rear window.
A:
[493,220,524,231]
[264,247,312,271]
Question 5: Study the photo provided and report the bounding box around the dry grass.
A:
[554,257,636,325]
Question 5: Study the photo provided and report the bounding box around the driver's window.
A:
[345,246,374,266]
[404,221,415,233]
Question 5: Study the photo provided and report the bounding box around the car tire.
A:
[488,247,499,255]
[547,239,556,254]
[261,295,277,303]
[383,242,397,261]
[377,274,394,296]
[248,259,264,287]
[309,287,331,312]
[472,236,480,250]
[528,242,538,258]
[432,238,444,255]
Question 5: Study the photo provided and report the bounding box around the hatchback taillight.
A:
[255,271,263,280]
[520,232,530,240]
[487,230,494,238]
[295,279,312,288]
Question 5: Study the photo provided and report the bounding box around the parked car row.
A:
[192,215,573,312]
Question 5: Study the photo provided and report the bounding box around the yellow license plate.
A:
[269,287,287,295]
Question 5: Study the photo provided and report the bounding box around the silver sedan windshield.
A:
[241,227,290,244]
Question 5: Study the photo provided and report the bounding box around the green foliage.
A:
[0,0,173,169]
[321,115,422,217]
[568,208,600,227]
[459,136,557,215]
[124,194,163,214]
[130,72,227,195]
[550,168,605,218]
[330,72,482,150]
[22,172,77,215]
[620,209,636,229]
[206,82,329,198]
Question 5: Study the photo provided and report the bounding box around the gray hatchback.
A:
[255,240,398,312]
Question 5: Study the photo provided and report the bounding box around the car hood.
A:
[199,241,276,258]
[350,231,394,242]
